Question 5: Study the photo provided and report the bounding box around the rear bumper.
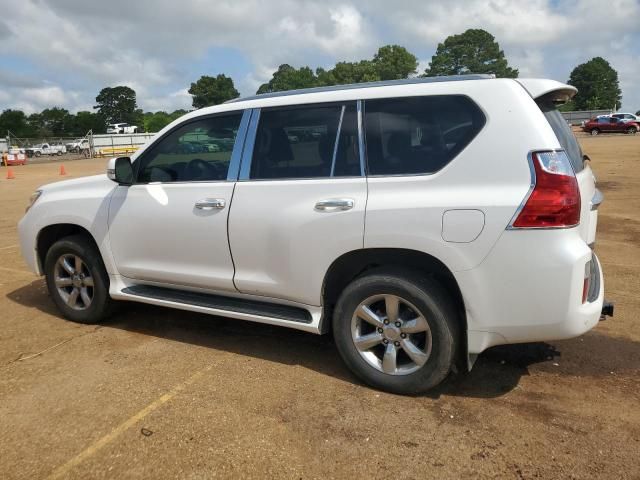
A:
[456,228,604,354]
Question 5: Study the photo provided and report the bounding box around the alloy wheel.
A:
[54,254,94,310]
[351,294,432,375]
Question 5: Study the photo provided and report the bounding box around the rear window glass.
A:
[538,101,584,172]
[364,95,485,176]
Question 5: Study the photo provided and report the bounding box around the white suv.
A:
[18,75,610,394]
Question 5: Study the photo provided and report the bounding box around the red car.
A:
[582,116,639,135]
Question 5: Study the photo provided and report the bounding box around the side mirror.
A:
[107,157,133,185]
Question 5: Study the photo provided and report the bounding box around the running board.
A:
[121,285,313,324]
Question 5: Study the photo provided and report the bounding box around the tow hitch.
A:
[600,300,614,321]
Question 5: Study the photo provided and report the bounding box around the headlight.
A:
[26,190,42,212]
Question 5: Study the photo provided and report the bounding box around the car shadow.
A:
[6,279,638,398]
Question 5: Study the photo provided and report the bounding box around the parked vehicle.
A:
[18,76,611,394]
[65,138,90,153]
[611,113,639,123]
[582,116,639,135]
[107,123,139,134]
[24,143,67,157]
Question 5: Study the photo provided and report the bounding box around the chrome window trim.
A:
[357,100,366,177]
[329,105,346,177]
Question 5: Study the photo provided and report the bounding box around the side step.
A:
[122,285,313,324]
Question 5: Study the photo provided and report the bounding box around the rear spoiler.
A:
[516,79,577,105]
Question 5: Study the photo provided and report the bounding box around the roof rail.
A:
[226,74,495,104]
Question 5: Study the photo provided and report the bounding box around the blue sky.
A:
[0,0,638,113]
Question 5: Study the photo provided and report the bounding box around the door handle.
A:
[195,198,226,210]
[314,198,354,212]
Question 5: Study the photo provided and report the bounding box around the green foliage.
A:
[372,45,418,80]
[0,109,33,137]
[558,100,576,112]
[143,110,189,132]
[568,57,622,110]
[424,29,518,78]
[257,65,320,94]
[188,75,239,108]
[72,111,106,134]
[94,86,139,124]
[258,45,418,94]
[316,60,379,86]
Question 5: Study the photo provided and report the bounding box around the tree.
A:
[38,107,73,136]
[188,75,239,108]
[316,60,378,86]
[372,45,418,80]
[257,64,319,94]
[144,111,172,132]
[424,29,518,78]
[94,86,139,124]
[568,57,622,110]
[0,109,33,137]
[72,111,106,135]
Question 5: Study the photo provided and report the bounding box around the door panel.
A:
[107,110,248,292]
[229,179,366,305]
[229,102,365,306]
[108,182,236,291]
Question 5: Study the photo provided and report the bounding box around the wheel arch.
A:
[36,223,101,274]
[321,248,467,366]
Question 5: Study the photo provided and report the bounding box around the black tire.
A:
[626,126,638,135]
[57,150,62,156]
[35,151,41,157]
[590,128,600,136]
[44,235,115,324]
[332,269,459,395]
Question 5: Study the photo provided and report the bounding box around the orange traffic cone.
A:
[59,164,66,176]
[6,168,15,180]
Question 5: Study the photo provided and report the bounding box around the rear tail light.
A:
[512,151,581,228]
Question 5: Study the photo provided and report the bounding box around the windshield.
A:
[537,101,584,173]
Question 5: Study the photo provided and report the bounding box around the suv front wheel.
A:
[44,235,114,324]
[333,269,459,395]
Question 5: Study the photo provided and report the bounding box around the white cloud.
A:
[0,0,638,112]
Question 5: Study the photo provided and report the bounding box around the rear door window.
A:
[363,95,485,176]
[538,101,584,172]
[250,102,359,180]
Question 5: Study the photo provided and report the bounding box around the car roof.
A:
[225,74,494,104]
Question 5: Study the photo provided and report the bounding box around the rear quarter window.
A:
[364,95,486,176]
[538,101,584,173]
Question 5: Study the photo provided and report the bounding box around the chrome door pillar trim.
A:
[238,108,261,181]
[357,100,366,176]
[329,105,346,177]
[227,108,253,181]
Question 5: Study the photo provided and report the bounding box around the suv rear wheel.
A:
[44,235,114,324]
[332,269,458,395]
[590,128,600,136]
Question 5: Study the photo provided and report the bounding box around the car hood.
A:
[38,174,113,194]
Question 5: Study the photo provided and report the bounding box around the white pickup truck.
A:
[25,143,67,157]
[106,123,139,134]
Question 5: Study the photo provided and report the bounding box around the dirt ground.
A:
[0,133,638,479]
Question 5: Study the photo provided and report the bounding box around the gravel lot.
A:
[1,134,639,479]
